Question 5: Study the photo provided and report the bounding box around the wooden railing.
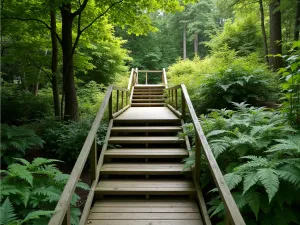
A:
[165,84,246,225]
[48,69,136,225]
[135,69,168,86]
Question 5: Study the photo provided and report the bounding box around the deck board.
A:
[115,107,179,121]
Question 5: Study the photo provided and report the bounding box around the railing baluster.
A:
[195,134,201,182]
[89,138,97,182]
[121,91,124,109]
[125,91,128,105]
[62,207,71,225]
[109,93,113,120]
[168,90,170,105]
[171,90,174,106]
[116,90,119,112]
[175,89,178,110]
[181,89,186,119]
[146,72,148,84]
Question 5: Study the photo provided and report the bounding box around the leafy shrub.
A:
[0,158,89,225]
[193,66,278,113]
[40,118,108,162]
[1,83,53,124]
[279,42,300,128]
[181,103,300,224]
[0,125,44,165]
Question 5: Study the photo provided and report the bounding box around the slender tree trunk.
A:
[269,0,282,71]
[294,0,300,41]
[259,0,269,64]
[194,32,199,56]
[50,9,61,118]
[61,3,79,120]
[183,22,187,60]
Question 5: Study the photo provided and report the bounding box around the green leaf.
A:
[257,168,279,202]
[0,198,18,225]
[245,191,260,220]
[21,210,53,224]
[243,172,259,194]
[223,173,242,190]
[8,164,33,186]
[206,130,228,138]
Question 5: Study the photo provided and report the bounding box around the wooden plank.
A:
[163,68,168,88]
[165,85,181,90]
[108,136,184,144]
[93,200,198,207]
[134,92,164,95]
[91,207,199,213]
[138,70,163,73]
[89,138,97,181]
[133,95,165,98]
[111,126,182,132]
[129,86,135,104]
[127,68,135,90]
[113,86,128,91]
[167,104,182,118]
[180,84,245,225]
[116,90,119,112]
[112,105,130,118]
[194,181,212,225]
[131,103,165,107]
[88,213,201,220]
[48,86,113,225]
[132,99,165,102]
[85,220,203,225]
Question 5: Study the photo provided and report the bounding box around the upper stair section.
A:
[132,85,166,107]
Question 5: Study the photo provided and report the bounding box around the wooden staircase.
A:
[89,89,201,224]
[49,69,245,225]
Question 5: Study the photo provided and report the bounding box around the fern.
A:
[0,198,17,225]
[20,210,53,224]
[244,190,260,220]
[7,164,33,186]
[257,168,279,202]
[223,173,242,190]
[242,172,259,194]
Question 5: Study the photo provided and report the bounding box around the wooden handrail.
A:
[49,69,135,225]
[127,68,135,90]
[166,84,245,225]
[163,68,168,88]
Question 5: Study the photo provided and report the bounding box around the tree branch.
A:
[80,0,124,34]
[71,10,82,56]
[1,16,62,45]
[27,55,52,81]
[72,0,89,17]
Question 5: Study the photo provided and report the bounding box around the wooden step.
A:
[133,95,165,98]
[134,92,164,95]
[104,148,188,158]
[134,85,165,89]
[132,99,165,102]
[95,179,196,195]
[111,126,182,132]
[131,103,165,107]
[100,163,190,175]
[108,136,184,144]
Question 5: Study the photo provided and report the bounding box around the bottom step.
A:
[87,199,203,225]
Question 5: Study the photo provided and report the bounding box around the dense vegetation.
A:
[1,0,300,224]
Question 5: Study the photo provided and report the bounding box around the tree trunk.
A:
[34,81,39,96]
[50,9,61,118]
[61,3,79,120]
[194,32,199,56]
[294,0,300,41]
[259,0,269,64]
[183,22,187,60]
[269,0,282,71]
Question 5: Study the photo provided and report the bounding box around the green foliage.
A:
[0,198,18,225]
[278,42,300,127]
[207,11,263,56]
[182,103,300,224]
[40,118,108,162]
[0,158,89,225]
[0,125,44,165]
[0,83,54,124]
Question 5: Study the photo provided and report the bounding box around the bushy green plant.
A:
[193,66,278,113]
[181,103,300,224]
[0,158,89,225]
[0,125,44,165]
[40,118,108,162]
[279,41,300,128]
[0,82,53,124]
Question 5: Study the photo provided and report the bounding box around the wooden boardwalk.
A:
[86,85,203,225]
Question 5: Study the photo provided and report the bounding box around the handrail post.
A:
[62,207,71,225]
[121,91,124,109]
[146,72,148,84]
[116,90,119,112]
[89,138,97,182]
[175,89,178,110]
[109,94,113,120]
[181,88,186,119]
[171,90,174,106]
[195,135,201,182]
[135,68,138,84]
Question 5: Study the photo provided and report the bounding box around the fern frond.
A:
[8,164,33,186]
[223,173,242,190]
[31,158,62,168]
[244,190,260,220]
[276,165,300,188]
[0,198,18,225]
[21,210,53,224]
[243,172,259,194]
[257,168,279,202]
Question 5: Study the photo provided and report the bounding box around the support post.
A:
[171,90,174,106]
[125,91,128,105]
[146,72,148,84]
[89,138,97,182]
[175,89,178,110]
[62,207,71,225]
[121,91,124,109]
[109,94,113,120]
[181,88,186,119]
[195,135,201,182]
[116,90,119,112]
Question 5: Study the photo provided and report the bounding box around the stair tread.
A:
[133,95,165,98]
[100,163,190,174]
[135,85,165,88]
[134,92,164,94]
[131,103,165,106]
[132,99,165,102]
[111,126,182,132]
[95,179,196,194]
[108,136,184,143]
[105,148,188,158]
